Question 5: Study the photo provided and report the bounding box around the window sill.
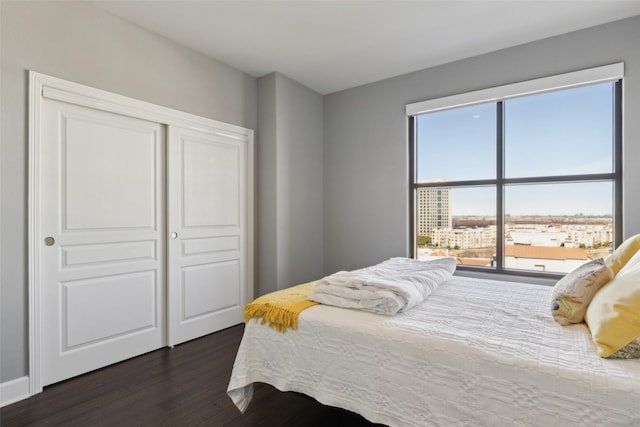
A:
[453,268,558,287]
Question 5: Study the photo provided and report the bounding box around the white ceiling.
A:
[90,0,640,94]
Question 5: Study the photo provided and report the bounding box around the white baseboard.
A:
[0,376,30,407]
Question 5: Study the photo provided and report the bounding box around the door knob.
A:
[170,232,178,239]
[44,237,55,246]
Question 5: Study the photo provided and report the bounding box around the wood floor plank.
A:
[0,324,383,426]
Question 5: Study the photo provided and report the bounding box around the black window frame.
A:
[409,80,623,279]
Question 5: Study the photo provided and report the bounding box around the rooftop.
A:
[505,245,590,260]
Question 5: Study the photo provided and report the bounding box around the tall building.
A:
[416,184,452,235]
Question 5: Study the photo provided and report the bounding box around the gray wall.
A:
[323,15,640,275]
[257,73,324,296]
[0,1,257,382]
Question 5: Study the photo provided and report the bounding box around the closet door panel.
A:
[39,98,166,386]
[168,126,248,346]
[182,260,240,318]
[182,138,240,227]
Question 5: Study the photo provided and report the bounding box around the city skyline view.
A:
[412,80,619,273]
[416,187,614,273]
[426,181,614,217]
[415,82,615,216]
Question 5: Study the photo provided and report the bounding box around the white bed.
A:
[227,276,640,426]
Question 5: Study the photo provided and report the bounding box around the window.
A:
[408,65,622,276]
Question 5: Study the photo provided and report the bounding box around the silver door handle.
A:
[44,236,55,246]
[170,232,178,239]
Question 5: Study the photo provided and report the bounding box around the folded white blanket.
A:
[309,257,456,315]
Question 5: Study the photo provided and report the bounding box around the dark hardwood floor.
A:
[1,324,383,426]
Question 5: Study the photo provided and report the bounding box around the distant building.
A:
[416,184,451,235]
[432,226,495,249]
[563,224,613,248]
[456,257,492,267]
[508,227,567,247]
[502,245,590,273]
[506,223,613,249]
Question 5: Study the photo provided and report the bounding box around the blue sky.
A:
[416,82,614,216]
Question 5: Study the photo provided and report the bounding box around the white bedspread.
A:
[227,276,640,426]
[309,257,456,315]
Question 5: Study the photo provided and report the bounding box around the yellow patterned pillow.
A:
[585,262,640,358]
[617,248,640,276]
[605,234,640,275]
[550,259,613,326]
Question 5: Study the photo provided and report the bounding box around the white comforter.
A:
[228,276,640,426]
[308,257,456,315]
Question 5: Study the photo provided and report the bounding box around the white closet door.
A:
[167,126,248,346]
[39,99,166,386]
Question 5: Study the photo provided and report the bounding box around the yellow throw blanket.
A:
[244,282,318,332]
